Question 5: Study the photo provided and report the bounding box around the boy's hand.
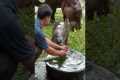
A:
[60,45,69,51]
[57,49,67,57]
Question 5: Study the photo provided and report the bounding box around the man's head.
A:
[37,4,52,26]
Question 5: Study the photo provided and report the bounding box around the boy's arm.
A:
[35,33,67,57]
[35,24,67,57]
[46,46,66,57]
[45,37,66,50]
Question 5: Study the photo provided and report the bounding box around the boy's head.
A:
[37,4,52,26]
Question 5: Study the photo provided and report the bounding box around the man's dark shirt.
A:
[0,0,35,61]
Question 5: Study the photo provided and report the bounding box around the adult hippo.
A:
[16,0,34,8]
[60,0,81,30]
[37,0,82,30]
[86,0,110,20]
[17,0,81,30]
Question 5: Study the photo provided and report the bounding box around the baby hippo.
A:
[52,22,68,45]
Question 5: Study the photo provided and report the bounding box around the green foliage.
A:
[86,6,120,77]
[17,6,34,37]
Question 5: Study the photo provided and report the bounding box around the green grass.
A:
[42,25,85,53]
[17,6,34,37]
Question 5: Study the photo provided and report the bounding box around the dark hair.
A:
[37,4,52,19]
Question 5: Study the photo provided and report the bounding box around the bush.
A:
[86,6,120,77]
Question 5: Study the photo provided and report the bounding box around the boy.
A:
[35,4,67,57]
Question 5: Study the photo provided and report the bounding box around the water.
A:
[35,50,120,80]
[46,49,85,72]
[35,49,85,80]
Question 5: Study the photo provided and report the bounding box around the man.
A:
[0,0,36,79]
[35,4,67,57]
